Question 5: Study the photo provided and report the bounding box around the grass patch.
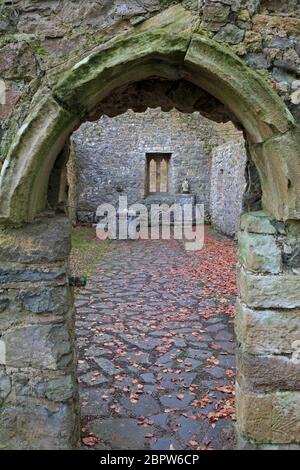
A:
[70,226,110,279]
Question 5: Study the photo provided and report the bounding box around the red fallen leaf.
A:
[187,440,198,448]
[207,355,220,365]
[115,374,125,381]
[82,436,98,447]
[177,394,184,400]
[216,385,234,394]
[226,369,235,378]
[145,434,154,438]
[110,404,120,412]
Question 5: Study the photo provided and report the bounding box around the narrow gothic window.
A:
[146,153,171,194]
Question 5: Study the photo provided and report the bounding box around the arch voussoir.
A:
[52,30,191,117]
[183,33,294,145]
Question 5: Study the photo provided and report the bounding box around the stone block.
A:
[0,367,11,403]
[272,392,300,444]
[18,285,70,315]
[238,268,300,308]
[0,215,71,264]
[4,323,73,370]
[214,24,245,45]
[250,130,300,221]
[236,381,273,442]
[236,383,300,444]
[235,301,300,355]
[0,402,78,450]
[237,349,300,392]
[11,370,75,403]
[0,269,66,284]
[238,231,282,273]
[240,211,276,234]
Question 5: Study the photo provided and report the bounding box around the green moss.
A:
[53,29,190,112]
[70,227,110,279]
[0,34,17,48]
[0,0,9,18]
[83,33,105,48]
[33,47,48,57]
[193,26,213,39]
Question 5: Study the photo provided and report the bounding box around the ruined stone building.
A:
[70,108,247,235]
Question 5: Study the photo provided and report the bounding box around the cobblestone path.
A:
[76,228,237,450]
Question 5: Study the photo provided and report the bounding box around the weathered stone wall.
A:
[210,132,247,236]
[0,215,79,449]
[1,0,299,159]
[236,211,300,445]
[72,108,216,221]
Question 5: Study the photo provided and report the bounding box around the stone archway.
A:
[0,17,300,449]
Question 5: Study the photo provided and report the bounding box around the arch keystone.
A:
[52,31,191,116]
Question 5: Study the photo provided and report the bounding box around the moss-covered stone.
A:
[0,94,78,224]
[240,211,276,234]
[184,33,294,144]
[53,30,190,114]
[238,231,282,273]
[250,128,300,221]
[135,4,198,35]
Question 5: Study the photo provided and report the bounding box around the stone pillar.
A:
[0,215,79,450]
[236,211,300,446]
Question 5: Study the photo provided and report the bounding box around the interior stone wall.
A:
[210,134,247,236]
[72,108,215,221]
